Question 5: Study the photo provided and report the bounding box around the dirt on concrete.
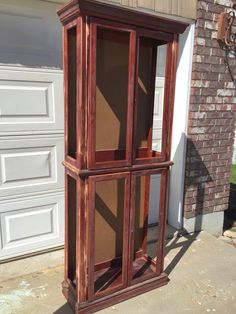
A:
[0,231,235,314]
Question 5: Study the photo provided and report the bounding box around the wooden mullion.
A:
[76,177,87,302]
[122,174,131,288]
[132,35,140,163]
[63,25,69,162]
[126,30,136,165]
[141,175,151,254]
[127,171,136,286]
[76,17,82,169]
[64,173,78,290]
[160,42,171,160]
[87,176,95,301]
[156,169,169,275]
[84,15,90,170]
[88,21,97,169]
[166,35,179,161]
[77,15,88,170]
[64,174,69,282]
[161,35,179,161]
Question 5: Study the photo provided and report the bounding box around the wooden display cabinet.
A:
[57,1,187,313]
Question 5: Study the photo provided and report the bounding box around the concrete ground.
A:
[0,231,236,314]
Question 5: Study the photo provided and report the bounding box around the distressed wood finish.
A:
[58,1,185,313]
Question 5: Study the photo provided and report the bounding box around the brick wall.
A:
[184,0,236,219]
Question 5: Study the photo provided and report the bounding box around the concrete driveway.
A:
[0,231,235,314]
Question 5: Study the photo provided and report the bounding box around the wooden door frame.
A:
[88,18,136,170]
[128,168,169,285]
[133,34,178,165]
[87,172,131,300]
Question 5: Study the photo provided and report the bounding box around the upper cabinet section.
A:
[59,0,187,171]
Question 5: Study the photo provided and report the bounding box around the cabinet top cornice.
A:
[57,0,187,34]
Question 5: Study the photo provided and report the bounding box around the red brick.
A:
[184,0,235,220]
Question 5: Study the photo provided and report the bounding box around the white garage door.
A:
[0,0,65,260]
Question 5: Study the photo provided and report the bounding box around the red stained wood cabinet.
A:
[57,1,187,313]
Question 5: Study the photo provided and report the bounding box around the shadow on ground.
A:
[165,231,200,275]
[53,303,73,314]
[164,137,212,275]
[224,182,236,230]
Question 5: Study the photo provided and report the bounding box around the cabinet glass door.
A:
[87,172,130,300]
[128,169,168,284]
[88,19,135,169]
[133,31,174,164]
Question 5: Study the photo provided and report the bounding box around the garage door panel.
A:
[0,68,63,133]
[0,0,62,68]
[0,192,64,259]
[0,135,64,198]
[0,80,51,116]
[0,10,46,58]
[2,150,52,184]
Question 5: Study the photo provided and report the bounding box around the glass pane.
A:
[95,28,129,163]
[152,45,167,152]
[67,175,77,284]
[67,27,77,159]
[134,37,167,159]
[94,178,125,295]
[132,174,161,281]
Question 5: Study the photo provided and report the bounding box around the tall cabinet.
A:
[58,1,187,313]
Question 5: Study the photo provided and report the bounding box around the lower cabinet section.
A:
[0,191,64,260]
[64,167,169,311]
